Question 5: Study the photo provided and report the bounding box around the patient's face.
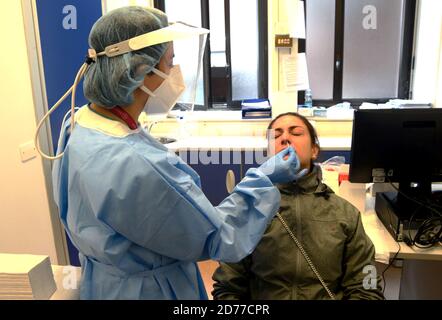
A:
[268,115,319,170]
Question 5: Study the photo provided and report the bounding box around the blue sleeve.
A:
[78,147,280,263]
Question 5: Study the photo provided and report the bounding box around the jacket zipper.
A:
[294,195,302,299]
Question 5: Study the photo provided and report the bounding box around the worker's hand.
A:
[258,146,308,184]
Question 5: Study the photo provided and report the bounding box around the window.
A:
[301,0,416,107]
[155,0,268,110]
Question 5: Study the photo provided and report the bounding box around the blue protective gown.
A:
[52,106,280,300]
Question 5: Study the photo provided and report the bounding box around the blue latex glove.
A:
[258,146,308,184]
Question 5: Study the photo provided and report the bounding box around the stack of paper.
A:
[241,99,272,119]
[0,253,57,300]
[387,99,432,108]
[360,100,432,110]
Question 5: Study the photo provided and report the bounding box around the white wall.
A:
[412,0,442,106]
[0,1,59,264]
[103,0,153,13]
[268,0,300,117]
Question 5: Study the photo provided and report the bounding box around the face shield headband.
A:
[35,22,210,160]
[89,22,209,60]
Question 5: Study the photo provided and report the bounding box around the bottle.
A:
[304,89,313,108]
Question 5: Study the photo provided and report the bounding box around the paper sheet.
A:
[287,0,306,39]
[281,53,310,92]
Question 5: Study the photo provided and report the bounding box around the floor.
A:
[198,260,402,300]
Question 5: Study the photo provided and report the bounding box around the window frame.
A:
[154,0,268,110]
[299,0,417,107]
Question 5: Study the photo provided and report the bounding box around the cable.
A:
[385,177,442,248]
[148,121,158,133]
[405,206,421,247]
[34,62,89,160]
[380,178,441,291]
[385,176,441,217]
[413,217,442,248]
[380,189,402,294]
[381,241,401,294]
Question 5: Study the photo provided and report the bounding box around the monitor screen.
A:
[350,108,442,245]
[349,108,442,191]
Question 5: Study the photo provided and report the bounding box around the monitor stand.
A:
[374,179,435,242]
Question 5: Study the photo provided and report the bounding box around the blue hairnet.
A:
[83,6,169,108]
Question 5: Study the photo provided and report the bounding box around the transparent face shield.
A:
[172,26,208,112]
[35,21,209,160]
[139,23,208,122]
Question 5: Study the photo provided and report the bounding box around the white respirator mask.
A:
[139,65,186,115]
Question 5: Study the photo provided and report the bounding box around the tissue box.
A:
[313,107,327,117]
[298,107,313,117]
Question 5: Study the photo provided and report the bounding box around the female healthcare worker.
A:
[35,6,306,300]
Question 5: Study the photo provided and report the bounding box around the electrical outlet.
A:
[19,142,37,162]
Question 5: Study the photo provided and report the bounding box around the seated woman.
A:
[212,112,384,300]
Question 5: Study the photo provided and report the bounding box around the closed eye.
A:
[271,126,305,139]
[290,128,305,136]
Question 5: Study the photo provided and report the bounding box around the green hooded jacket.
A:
[212,166,384,300]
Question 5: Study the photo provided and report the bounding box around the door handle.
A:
[335,60,341,71]
[225,170,236,194]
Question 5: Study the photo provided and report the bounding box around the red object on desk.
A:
[338,164,350,185]
[339,172,349,185]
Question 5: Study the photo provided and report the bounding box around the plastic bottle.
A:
[304,89,313,108]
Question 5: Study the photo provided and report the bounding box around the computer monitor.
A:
[349,108,442,226]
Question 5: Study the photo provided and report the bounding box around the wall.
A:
[0,1,59,264]
[412,0,442,107]
[103,0,153,13]
[269,0,442,110]
[268,0,300,117]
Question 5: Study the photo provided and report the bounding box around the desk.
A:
[361,196,442,263]
[339,184,442,299]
